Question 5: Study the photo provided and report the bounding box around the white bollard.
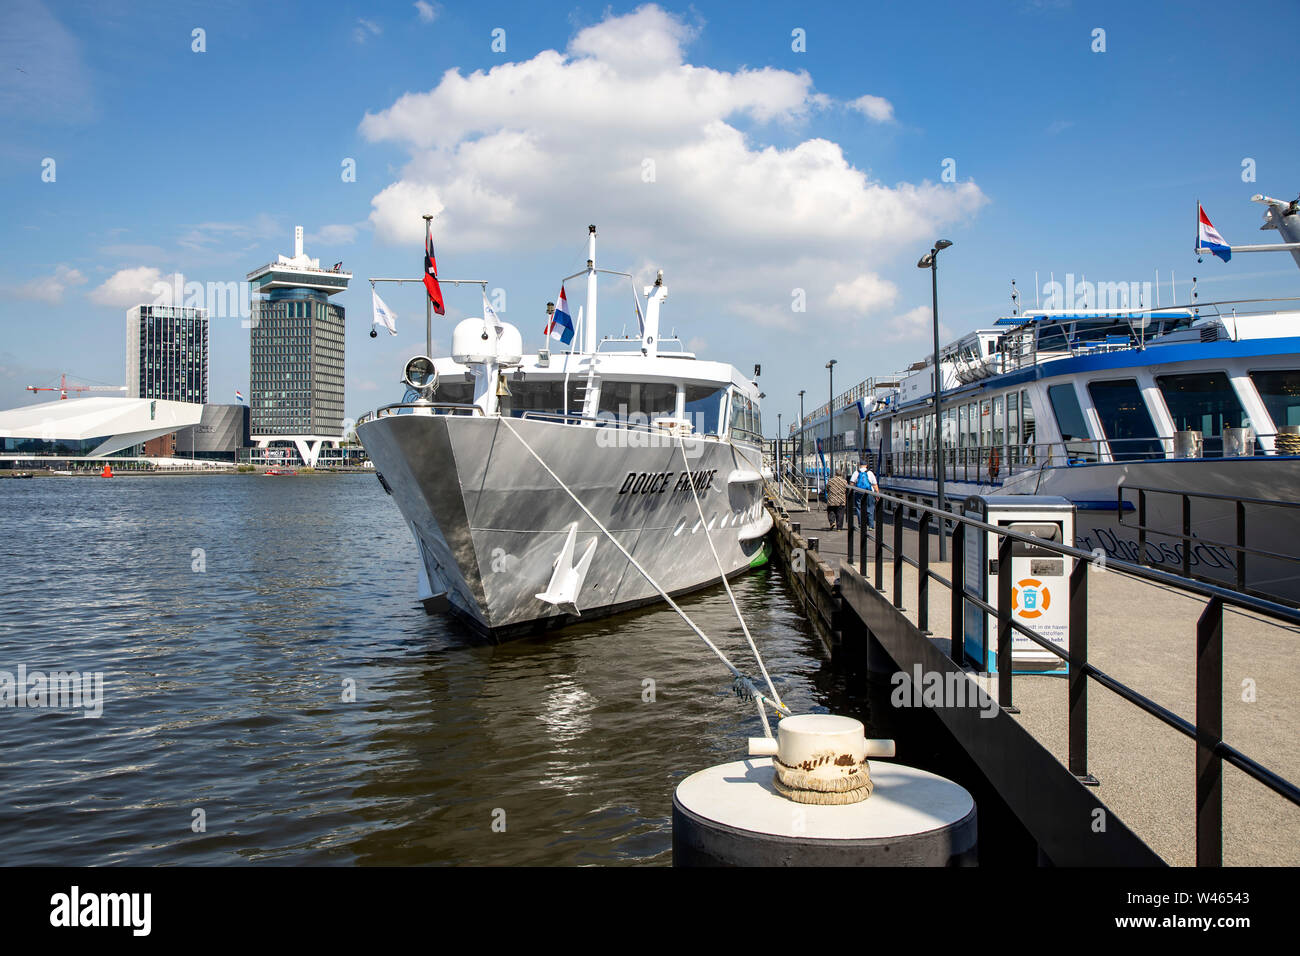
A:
[674,713,977,866]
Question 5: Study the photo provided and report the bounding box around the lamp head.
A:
[935,239,953,251]
[917,253,933,269]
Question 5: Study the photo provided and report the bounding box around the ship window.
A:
[433,381,473,405]
[1156,371,1245,457]
[1087,379,1161,461]
[599,381,677,423]
[1007,392,1019,464]
[502,379,584,418]
[1047,383,1096,461]
[684,384,725,434]
[1249,370,1300,431]
[1022,390,1037,462]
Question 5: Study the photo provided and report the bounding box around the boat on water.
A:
[358,226,771,639]
[851,193,1300,604]
[263,468,297,477]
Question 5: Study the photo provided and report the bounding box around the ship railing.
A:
[370,402,486,419]
[518,409,738,444]
[880,434,1281,485]
[839,484,1300,865]
[1118,483,1300,606]
[1184,295,1300,320]
[593,336,688,353]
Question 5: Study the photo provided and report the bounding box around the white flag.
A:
[371,289,397,335]
[482,290,502,331]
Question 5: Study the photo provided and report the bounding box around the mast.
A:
[641,271,666,357]
[584,225,597,354]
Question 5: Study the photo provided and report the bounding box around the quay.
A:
[764,484,1300,866]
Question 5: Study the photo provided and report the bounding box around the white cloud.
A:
[354,18,382,44]
[847,94,894,123]
[414,1,437,23]
[11,264,86,304]
[311,223,361,246]
[828,273,899,315]
[357,4,986,332]
[178,214,281,252]
[876,305,952,343]
[88,266,178,309]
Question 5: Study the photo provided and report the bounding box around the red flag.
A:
[423,222,445,315]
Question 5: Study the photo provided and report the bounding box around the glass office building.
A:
[126,305,209,404]
[246,227,350,453]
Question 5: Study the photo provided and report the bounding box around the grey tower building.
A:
[125,305,209,404]
[246,226,351,466]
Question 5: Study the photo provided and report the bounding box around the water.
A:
[0,474,852,865]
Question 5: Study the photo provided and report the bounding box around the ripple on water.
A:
[0,475,848,865]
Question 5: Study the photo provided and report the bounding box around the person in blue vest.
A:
[854,462,879,530]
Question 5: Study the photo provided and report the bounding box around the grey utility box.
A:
[961,495,1076,675]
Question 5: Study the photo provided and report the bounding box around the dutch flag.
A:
[1198,203,1231,262]
[235,390,245,403]
[545,285,576,346]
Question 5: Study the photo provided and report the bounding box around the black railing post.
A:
[1137,490,1147,566]
[893,506,905,607]
[1236,501,1246,593]
[859,495,868,577]
[998,535,1014,710]
[874,497,884,591]
[1068,555,1096,783]
[1196,597,1224,867]
[846,488,856,564]
[917,510,931,633]
[1182,494,1192,578]
[951,521,966,666]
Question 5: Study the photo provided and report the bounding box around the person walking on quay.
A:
[826,467,848,530]
[854,462,879,530]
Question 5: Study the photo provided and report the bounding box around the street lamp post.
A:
[825,360,837,481]
[918,239,953,560]
[777,412,783,504]
[798,389,806,485]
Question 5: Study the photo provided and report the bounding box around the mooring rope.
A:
[676,437,786,715]
[499,418,790,733]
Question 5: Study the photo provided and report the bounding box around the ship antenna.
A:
[1010,279,1020,315]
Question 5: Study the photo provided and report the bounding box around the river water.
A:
[0,474,860,865]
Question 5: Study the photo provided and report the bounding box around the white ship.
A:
[357,227,772,638]
[847,194,1300,604]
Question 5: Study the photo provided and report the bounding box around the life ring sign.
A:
[1011,578,1051,619]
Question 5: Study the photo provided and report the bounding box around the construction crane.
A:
[26,373,127,401]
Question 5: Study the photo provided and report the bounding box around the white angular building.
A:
[0,397,203,459]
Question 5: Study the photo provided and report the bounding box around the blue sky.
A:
[3,0,1298,429]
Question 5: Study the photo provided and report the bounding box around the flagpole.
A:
[423,214,434,358]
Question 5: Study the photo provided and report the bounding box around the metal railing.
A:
[366,402,486,421]
[841,485,1300,866]
[880,434,1281,485]
[1118,483,1300,606]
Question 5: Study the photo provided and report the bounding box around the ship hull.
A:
[358,412,771,637]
